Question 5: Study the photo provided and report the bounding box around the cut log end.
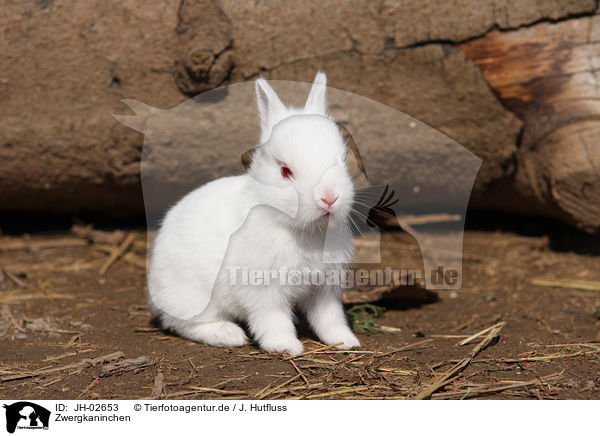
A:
[461,13,600,233]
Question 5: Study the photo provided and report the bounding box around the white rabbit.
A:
[148,72,360,355]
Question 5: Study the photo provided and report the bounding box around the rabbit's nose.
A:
[320,193,338,207]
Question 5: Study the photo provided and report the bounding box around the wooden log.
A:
[461,13,600,232]
[0,0,597,230]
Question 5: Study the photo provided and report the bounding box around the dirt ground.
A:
[1,216,599,400]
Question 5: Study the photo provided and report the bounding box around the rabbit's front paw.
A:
[260,335,304,356]
[183,320,248,348]
[321,328,360,350]
[215,322,249,347]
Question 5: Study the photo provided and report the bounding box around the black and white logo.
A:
[3,402,50,434]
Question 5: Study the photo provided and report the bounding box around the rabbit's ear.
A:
[240,147,256,170]
[304,71,327,115]
[337,121,368,180]
[255,77,287,143]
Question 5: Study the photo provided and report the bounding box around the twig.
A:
[283,383,324,392]
[298,350,377,355]
[458,321,505,346]
[99,233,136,275]
[257,374,302,399]
[530,278,600,292]
[164,390,248,399]
[0,293,75,304]
[378,325,402,333]
[498,350,597,363]
[545,343,600,350]
[187,358,198,373]
[414,322,505,400]
[121,252,147,269]
[431,371,564,399]
[210,375,252,388]
[396,214,461,226]
[71,225,127,245]
[94,246,146,269]
[451,315,479,332]
[41,377,63,387]
[2,270,28,288]
[284,343,344,360]
[42,349,95,362]
[76,377,99,400]
[187,386,248,395]
[290,359,309,384]
[254,383,274,399]
[1,351,124,382]
[374,339,434,358]
[304,386,371,399]
[376,368,415,375]
[0,238,88,251]
[432,348,599,369]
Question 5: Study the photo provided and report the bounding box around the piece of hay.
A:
[530,278,600,292]
[414,322,505,400]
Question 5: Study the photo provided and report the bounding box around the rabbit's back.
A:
[148,175,254,319]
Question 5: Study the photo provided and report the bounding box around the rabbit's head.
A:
[247,72,354,229]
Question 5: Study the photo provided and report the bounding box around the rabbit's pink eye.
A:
[281,164,293,179]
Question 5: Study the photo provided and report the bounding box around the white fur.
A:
[148,72,360,355]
